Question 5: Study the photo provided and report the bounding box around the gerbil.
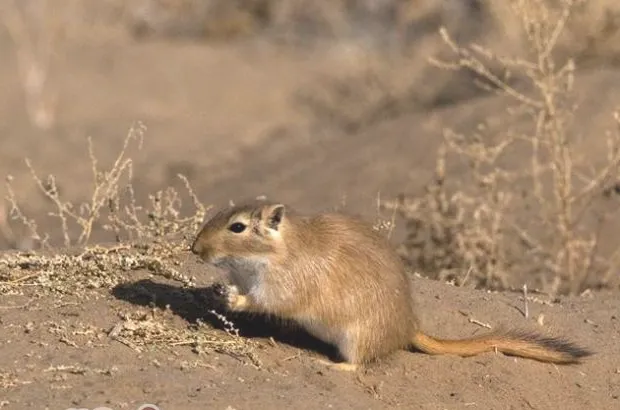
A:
[191,200,592,371]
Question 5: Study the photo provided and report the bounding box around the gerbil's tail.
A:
[410,328,593,364]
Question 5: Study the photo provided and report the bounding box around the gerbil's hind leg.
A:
[315,328,361,372]
[315,358,359,372]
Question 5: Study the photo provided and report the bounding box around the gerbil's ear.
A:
[265,204,285,231]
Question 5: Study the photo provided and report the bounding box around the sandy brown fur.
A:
[191,200,593,368]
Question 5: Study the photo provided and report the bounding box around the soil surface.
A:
[2,259,618,410]
[1,4,620,409]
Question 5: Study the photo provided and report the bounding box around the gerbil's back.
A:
[299,213,406,277]
[289,212,415,314]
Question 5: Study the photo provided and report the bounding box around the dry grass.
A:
[4,122,206,249]
[0,123,204,250]
[0,124,263,364]
[383,0,620,295]
[0,240,260,366]
[285,0,620,295]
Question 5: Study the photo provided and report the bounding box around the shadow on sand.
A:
[111,279,341,362]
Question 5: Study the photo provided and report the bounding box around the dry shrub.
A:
[386,0,620,296]
[397,0,620,63]
[0,122,208,297]
[389,145,513,291]
[0,125,258,363]
[0,123,208,319]
[3,122,207,250]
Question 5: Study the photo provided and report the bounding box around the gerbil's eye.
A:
[228,222,247,233]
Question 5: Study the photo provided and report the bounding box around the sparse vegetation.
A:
[382,0,620,295]
[0,125,263,365]
[4,122,207,250]
[280,0,620,295]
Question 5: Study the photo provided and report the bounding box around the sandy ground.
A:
[2,259,618,410]
[1,7,620,409]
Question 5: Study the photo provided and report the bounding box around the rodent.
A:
[191,199,593,371]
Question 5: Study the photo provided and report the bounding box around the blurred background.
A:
[1,0,620,293]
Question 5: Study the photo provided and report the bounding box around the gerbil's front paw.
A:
[221,285,248,311]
